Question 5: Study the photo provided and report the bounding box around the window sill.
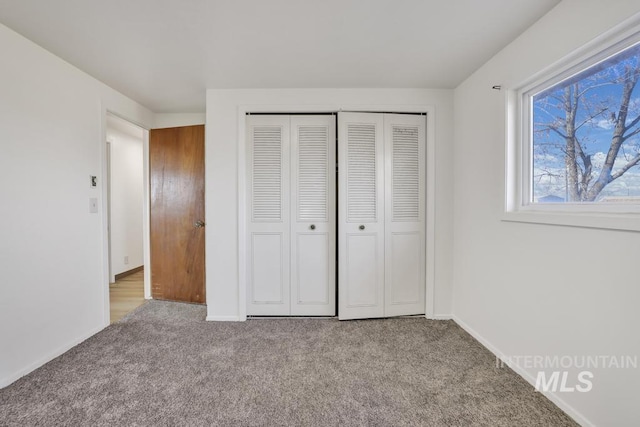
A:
[502,210,640,232]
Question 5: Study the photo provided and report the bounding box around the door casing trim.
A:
[100,105,152,326]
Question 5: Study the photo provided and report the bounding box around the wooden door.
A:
[290,116,336,316]
[150,125,205,304]
[338,112,385,320]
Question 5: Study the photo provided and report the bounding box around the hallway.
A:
[110,270,145,323]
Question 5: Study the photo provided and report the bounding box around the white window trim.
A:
[504,14,640,232]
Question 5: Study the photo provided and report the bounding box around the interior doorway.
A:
[106,113,148,322]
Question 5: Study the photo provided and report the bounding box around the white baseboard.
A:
[451,315,593,427]
[430,313,453,320]
[206,315,241,322]
[0,325,105,389]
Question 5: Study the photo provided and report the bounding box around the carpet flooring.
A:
[0,301,577,426]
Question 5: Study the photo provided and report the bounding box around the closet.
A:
[246,115,336,316]
[338,112,425,320]
[246,112,425,320]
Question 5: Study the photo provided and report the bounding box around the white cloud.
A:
[621,143,640,157]
[533,153,558,163]
[592,151,607,169]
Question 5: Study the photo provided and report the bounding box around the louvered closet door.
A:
[247,116,290,315]
[290,116,336,315]
[338,112,385,320]
[384,114,425,317]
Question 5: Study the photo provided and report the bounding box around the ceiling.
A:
[0,0,560,113]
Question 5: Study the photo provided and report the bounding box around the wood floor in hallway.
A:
[110,270,145,323]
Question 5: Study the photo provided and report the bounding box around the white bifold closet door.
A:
[247,115,336,316]
[338,112,425,320]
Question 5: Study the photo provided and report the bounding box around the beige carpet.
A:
[0,301,577,426]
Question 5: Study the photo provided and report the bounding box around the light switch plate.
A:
[89,198,98,213]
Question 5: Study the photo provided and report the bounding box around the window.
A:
[529,42,640,205]
[506,25,640,231]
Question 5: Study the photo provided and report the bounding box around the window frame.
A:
[504,19,640,232]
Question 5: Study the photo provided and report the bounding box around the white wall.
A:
[154,113,205,129]
[107,116,144,276]
[452,1,640,426]
[205,89,454,321]
[0,23,153,388]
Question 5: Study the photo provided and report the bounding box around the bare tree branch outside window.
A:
[533,43,640,202]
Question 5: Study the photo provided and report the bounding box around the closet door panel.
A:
[345,233,380,307]
[388,232,421,303]
[384,114,426,317]
[251,233,286,303]
[295,233,330,304]
[290,116,336,315]
[247,116,291,315]
[338,112,385,320]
